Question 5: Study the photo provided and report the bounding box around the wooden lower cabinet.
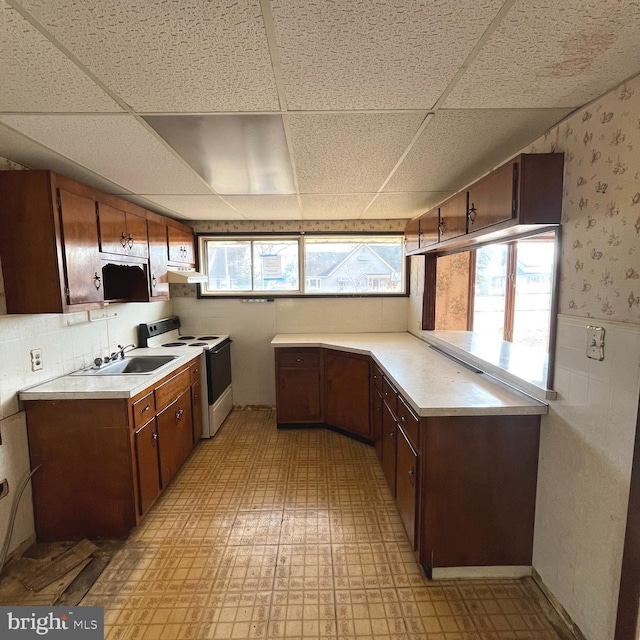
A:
[371,387,383,462]
[381,402,397,497]
[276,348,323,424]
[191,377,204,442]
[24,357,200,541]
[134,419,161,516]
[325,350,370,439]
[396,426,418,549]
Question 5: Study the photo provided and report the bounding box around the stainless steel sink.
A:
[71,355,178,376]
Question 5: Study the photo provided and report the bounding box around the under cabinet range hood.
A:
[166,267,208,284]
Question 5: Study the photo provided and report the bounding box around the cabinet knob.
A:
[400,415,406,422]
[93,272,101,290]
[140,404,151,414]
[295,358,302,362]
[152,274,157,288]
[127,233,134,249]
[468,203,477,224]
[408,467,415,486]
[152,432,158,445]
[120,232,127,248]
[175,408,184,421]
[389,431,395,439]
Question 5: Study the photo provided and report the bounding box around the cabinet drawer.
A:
[371,364,383,392]
[189,359,201,383]
[397,395,420,450]
[278,349,320,368]
[132,392,156,430]
[155,367,191,412]
[382,377,397,417]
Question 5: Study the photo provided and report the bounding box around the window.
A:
[199,234,406,297]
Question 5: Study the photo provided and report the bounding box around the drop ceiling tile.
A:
[17,0,279,112]
[0,1,122,112]
[0,122,131,194]
[0,115,213,194]
[271,0,503,110]
[299,194,373,220]
[444,0,640,108]
[384,108,572,193]
[289,113,426,194]
[365,192,454,219]
[141,196,242,220]
[223,196,301,220]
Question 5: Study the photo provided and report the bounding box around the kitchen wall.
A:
[410,73,640,640]
[0,241,172,555]
[174,219,408,406]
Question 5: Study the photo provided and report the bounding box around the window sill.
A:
[419,330,556,402]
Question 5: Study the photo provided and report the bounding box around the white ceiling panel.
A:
[0,122,130,194]
[140,196,243,221]
[444,0,640,108]
[365,192,454,220]
[17,0,279,112]
[0,1,122,112]
[0,115,213,194]
[223,196,301,220]
[384,108,572,193]
[289,113,426,194]
[299,194,373,220]
[270,0,504,110]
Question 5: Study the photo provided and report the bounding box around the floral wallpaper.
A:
[191,219,406,233]
[526,76,640,325]
[435,253,470,330]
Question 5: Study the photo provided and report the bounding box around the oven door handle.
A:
[209,339,232,354]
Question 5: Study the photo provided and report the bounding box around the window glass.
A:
[252,240,299,291]
[472,244,508,338]
[512,236,556,348]
[304,236,405,295]
[204,240,252,291]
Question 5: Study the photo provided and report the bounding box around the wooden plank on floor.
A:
[55,557,110,606]
[23,540,97,592]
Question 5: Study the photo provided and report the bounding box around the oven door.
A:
[206,338,232,405]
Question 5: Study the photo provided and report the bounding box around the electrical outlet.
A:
[586,326,605,361]
[0,479,8,500]
[30,348,43,371]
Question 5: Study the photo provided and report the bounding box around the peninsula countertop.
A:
[18,347,200,401]
[271,332,547,417]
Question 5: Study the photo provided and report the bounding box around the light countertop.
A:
[19,347,201,401]
[271,333,547,417]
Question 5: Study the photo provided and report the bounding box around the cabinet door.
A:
[157,389,193,486]
[438,192,467,242]
[396,427,418,549]
[325,352,370,439]
[419,211,439,248]
[404,218,419,254]
[168,226,195,264]
[467,160,516,233]
[134,419,161,516]
[191,379,203,442]
[372,387,383,463]
[125,212,149,259]
[381,403,397,497]
[97,203,128,255]
[277,368,322,423]
[58,189,104,305]
[148,218,169,299]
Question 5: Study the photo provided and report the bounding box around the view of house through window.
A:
[199,234,406,296]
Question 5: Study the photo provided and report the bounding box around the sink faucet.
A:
[117,344,137,359]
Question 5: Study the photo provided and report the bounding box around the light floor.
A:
[84,408,565,640]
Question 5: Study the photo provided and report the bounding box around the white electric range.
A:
[138,316,233,438]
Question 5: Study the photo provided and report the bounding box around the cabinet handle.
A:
[389,431,395,439]
[127,233,134,249]
[175,408,184,421]
[152,274,157,289]
[438,218,445,235]
[139,404,151,414]
[193,368,199,375]
[468,203,477,224]
[152,431,158,445]
[408,467,415,486]
[120,232,127,248]
[94,272,101,290]
[295,358,302,362]
[400,415,406,422]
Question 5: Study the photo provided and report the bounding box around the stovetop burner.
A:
[178,335,196,340]
[162,342,187,347]
[198,336,220,340]
[189,342,208,346]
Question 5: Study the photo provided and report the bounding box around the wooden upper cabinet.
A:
[168,225,195,265]
[467,160,516,233]
[58,188,104,306]
[404,218,420,254]
[98,203,149,259]
[419,211,439,248]
[147,217,169,299]
[438,192,467,242]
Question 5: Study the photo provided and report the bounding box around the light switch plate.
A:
[586,326,605,361]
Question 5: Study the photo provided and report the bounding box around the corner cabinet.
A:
[0,170,196,313]
[404,153,564,255]
[275,348,324,424]
[24,357,201,541]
